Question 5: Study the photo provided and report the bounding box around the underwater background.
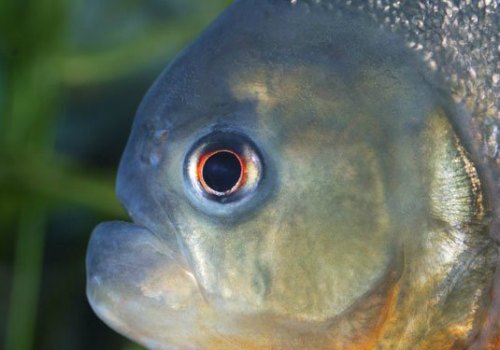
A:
[0,1,231,349]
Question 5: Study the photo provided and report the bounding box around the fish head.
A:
[86,1,498,349]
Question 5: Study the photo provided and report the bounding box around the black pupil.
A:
[202,151,242,193]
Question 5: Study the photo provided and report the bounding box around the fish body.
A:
[86,1,499,349]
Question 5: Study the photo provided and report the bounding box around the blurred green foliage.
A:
[0,0,231,349]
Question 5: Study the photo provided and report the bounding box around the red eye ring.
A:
[196,149,247,196]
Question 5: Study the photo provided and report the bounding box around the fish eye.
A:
[185,130,263,204]
[197,149,246,196]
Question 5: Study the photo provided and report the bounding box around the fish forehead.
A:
[130,0,428,124]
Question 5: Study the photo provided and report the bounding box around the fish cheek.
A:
[172,119,398,322]
[263,138,395,318]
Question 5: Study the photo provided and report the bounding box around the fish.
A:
[85,0,499,349]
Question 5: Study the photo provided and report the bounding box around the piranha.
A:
[86,0,499,349]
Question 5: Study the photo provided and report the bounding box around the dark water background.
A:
[0,1,231,349]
